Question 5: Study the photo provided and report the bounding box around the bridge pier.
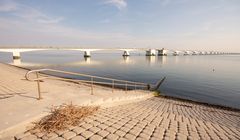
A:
[173,51,180,56]
[84,51,91,57]
[192,51,198,55]
[157,48,167,56]
[122,50,130,56]
[146,49,156,56]
[184,51,190,55]
[13,51,21,59]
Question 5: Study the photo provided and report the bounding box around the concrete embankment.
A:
[15,97,240,140]
[0,63,153,139]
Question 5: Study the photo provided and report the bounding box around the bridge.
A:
[0,47,228,60]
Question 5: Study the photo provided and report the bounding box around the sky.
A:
[0,0,239,52]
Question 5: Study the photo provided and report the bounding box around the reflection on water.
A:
[123,56,130,63]
[157,56,167,65]
[13,58,21,65]
[120,56,135,64]
[145,56,156,66]
[65,58,102,66]
[173,56,180,64]
[11,58,50,67]
[0,51,240,109]
[84,57,91,63]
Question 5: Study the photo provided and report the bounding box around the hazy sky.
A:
[0,0,239,52]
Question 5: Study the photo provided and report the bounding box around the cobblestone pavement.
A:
[15,97,240,140]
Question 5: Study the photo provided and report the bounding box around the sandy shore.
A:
[0,63,152,139]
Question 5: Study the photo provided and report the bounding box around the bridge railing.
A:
[25,69,152,100]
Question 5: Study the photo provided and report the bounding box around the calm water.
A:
[1,50,240,109]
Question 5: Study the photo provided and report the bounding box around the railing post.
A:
[125,82,127,93]
[135,84,136,92]
[112,80,114,93]
[91,77,93,95]
[36,72,42,100]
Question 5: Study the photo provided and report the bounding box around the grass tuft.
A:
[153,91,161,96]
[30,103,99,133]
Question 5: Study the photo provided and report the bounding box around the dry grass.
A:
[30,103,99,133]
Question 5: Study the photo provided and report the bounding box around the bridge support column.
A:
[146,49,156,56]
[192,51,198,55]
[184,51,190,55]
[13,51,21,59]
[173,52,179,56]
[157,48,167,56]
[84,51,91,57]
[122,50,130,56]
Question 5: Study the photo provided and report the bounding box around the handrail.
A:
[25,69,148,86]
[25,69,152,100]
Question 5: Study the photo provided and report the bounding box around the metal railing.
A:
[25,69,153,100]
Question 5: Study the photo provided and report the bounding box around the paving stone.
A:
[89,134,103,140]
[151,136,163,140]
[97,124,108,130]
[62,131,76,139]
[104,121,114,126]
[91,121,101,126]
[111,124,122,129]
[142,129,153,135]
[120,126,131,133]
[84,118,94,123]
[135,137,146,140]
[128,128,142,136]
[124,133,137,139]
[80,130,94,139]
[81,123,93,129]
[71,136,86,140]
[55,129,69,136]
[67,125,78,131]
[34,132,45,138]
[114,130,126,137]
[14,97,240,140]
[42,132,58,140]
[89,126,101,133]
[21,135,38,140]
[124,123,134,129]
[118,138,128,140]
[97,130,110,137]
[138,133,151,139]
[106,134,119,140]
[15,132,31,140]
[52,137,65,140]
[72,126,86,134]
[105,127,117,133]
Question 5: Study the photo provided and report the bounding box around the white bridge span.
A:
[0,48,227,59]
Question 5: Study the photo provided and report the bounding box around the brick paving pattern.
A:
[15,97,240,140]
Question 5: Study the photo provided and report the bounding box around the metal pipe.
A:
[24,69,154,100]
[135,83,136,92]
[112,80,114,93]
[25,69,147,85]
[91,77,93,95]
[36,72,42,100]
[125,82,127,93]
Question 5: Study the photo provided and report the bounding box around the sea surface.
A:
[0,50,240,109]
